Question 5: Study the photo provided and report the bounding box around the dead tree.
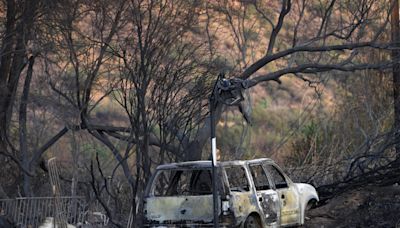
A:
[0,0,397,225]
[181,0,395,161]
[392,0,400,157]
[0,0,70,196]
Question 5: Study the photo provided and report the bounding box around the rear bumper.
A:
[143,223,231,227]
[144,214,236,227]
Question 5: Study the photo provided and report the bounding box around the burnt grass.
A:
[306,185,400,227]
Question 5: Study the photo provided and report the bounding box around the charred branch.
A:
[240,42,392,80]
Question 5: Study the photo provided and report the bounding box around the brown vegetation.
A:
[0,0,399,226]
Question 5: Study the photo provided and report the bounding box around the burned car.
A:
[143,158,318,227]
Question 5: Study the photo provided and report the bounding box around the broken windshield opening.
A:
[151,169,213,196]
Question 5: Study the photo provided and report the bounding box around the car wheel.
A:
[244,215,262,228]
[303,201,315,226]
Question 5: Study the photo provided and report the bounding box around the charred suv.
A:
[143,158,318,227]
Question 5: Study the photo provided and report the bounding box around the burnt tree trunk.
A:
[0,0,39,196]
[0,0,17,155]
[0,0,38,154]
[184,104,223,161]
[19,56,35,196]
[392,0,400,157]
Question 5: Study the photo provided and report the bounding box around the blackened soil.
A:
[306,185,400,228]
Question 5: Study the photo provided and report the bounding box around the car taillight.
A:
[222,200,230,215]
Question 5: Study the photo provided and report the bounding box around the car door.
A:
[264,164,300,226]
[249,164,280,226]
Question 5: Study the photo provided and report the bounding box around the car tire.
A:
[303,200,316,227]
[244,214,262,228]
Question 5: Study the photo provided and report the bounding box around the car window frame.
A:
[248,163,274,192]
[263,162,291,190]
[223,164,252,193]
[147,168,217,197]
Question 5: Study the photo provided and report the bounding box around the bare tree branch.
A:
[248,61,393,87]
[266,0,291,55]
[240,42,392,79]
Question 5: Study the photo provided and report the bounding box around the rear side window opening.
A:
[224,166,250,192]
[151,169,213,196]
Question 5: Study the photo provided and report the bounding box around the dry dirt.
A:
[306,185,400,228]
